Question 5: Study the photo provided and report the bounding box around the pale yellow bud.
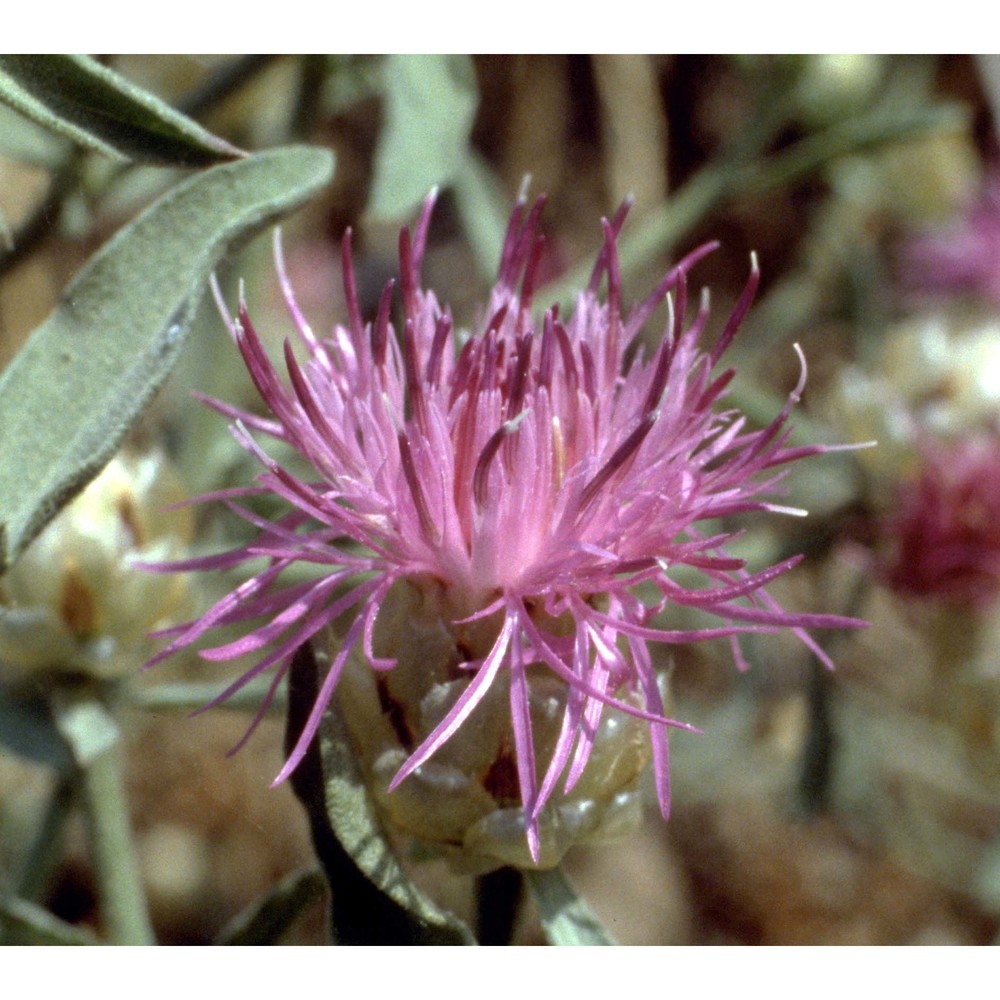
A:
[831,309,1000,489]
[796,54,883,128]
[332,579,653,872]
[0,447,193,679]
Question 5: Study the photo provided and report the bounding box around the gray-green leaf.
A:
[367,55,479,220]
[286,642,475,945]
[316,700,475,944]
[0,101,72,167]
[0,895,103,945]
[0,144,335,574]
[0,55,245,166]
[216,867,327,945]
[0,682,73,770]
[526,867,618,946]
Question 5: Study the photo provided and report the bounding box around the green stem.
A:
[132,677,283,712]
[15,772,75,902]
[289,55,329,141]
[176,55,278,119]
[0,774,75,945]
[797,570,871,817]
[79,740,155,945]
[0,206,13,251]
[742,102,965,198]
[216,867,327,945]
[798,661,835,817]
[525,866,617,946]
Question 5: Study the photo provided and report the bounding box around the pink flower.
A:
[904,175,1000,305]
[882,431,1000,608]
[149,193,863,861]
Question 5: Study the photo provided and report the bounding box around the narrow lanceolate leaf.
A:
[216,868,327,945]
[368,54,478,219]
[0,101,72,166]
[318,709,475,944]
[526,867,618,946]
[0,683,73,770]
[0,55,245,166]
[286,642,475,945]
[0,895,103,946]
[0,145,335,574]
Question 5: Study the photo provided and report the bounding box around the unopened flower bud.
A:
[0,447,193,680]
[832,312,1000,487]
[334,579,652,872]
[795,54,883,128]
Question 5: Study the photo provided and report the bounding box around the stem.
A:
[79,740,155,945]
[290,55,328,141]
[132,677,283,713]
[798,571,871,816]
[742,103,965,198]
[475,866,523,945]
[0,774,76,945]
[592,55,668,211]
[798,661,835,817]
[16,772,75,902]
[525,866,617,945]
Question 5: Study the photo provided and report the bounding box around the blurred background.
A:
[3,53,1000,945]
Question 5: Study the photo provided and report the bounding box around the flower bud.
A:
[831,311,1000,489]
[0,447,193,680]
[795,54,883,128]
[880,430,1000,610]
[333,579,652,872]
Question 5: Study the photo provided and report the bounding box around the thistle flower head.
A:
[149,193,861,864]
[882,430,1000,609]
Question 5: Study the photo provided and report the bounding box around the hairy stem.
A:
[80,739,155,945]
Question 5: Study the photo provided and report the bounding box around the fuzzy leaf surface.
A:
[0,55,244,165]
[0,145,335,573]
[526,867,617,946]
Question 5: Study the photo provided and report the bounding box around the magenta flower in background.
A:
[149,193,862,861]
[882,431,1000,608]
[904,175,1000,305]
